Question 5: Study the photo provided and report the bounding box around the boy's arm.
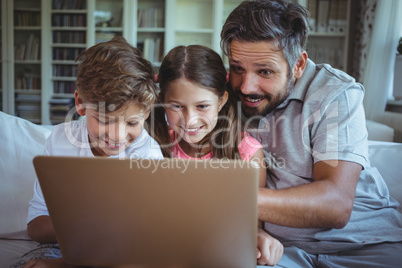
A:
[27,215,57,243]
[27,178,57,243]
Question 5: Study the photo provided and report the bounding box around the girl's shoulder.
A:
[238,132,262,160]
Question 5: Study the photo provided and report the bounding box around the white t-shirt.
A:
[27,120,163,224]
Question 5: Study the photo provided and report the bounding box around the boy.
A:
[14,36,162,268]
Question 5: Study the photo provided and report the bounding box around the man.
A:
[221,0,402,267]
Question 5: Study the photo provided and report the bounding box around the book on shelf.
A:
[137,7,164,28]
[53,81,76,94]
[15,95,41,122]
[15,43,26,60]
[143,38,154,62]
[16,103,41,112]
[52,14,86,27]
[14,10,41,27]
[25,34,34,60]
[53,65,78,77]
[18,111,41,122]
[15,34,40,61]
[49,97,75,105]
[31,36,40,60]
[141,37,163,63]
[52,0,87,10]
[15,94,41,102]
[53,31,86,44]
[53,47,84,61]
[49,97,78,124]
[15,68,41,90]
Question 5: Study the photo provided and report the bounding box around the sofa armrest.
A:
[0,112,52,239]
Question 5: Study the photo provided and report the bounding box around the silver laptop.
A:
[33,156,259,268]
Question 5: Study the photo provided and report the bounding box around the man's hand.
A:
[256,227,283,266]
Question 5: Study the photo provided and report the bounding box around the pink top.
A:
[169,130,262,160]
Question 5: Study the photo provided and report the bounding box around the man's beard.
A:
[237,77,295,118]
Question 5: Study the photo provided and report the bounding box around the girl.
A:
[148,45,283,263]
[150,44,265,165]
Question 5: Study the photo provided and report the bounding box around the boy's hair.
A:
[75,36,157,112]
[220,0,309,77]
[149,45,243,159]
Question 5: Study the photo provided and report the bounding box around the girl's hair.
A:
[75,36,157,113]
[220,0,309,77]
[149,45,243,159]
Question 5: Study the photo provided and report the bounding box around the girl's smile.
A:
[164,78,227,155]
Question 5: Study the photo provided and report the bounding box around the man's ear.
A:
[218,91,229,112]
[74,91,86,116]
[293,51,308,79]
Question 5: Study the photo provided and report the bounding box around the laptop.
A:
[33,156,259,268]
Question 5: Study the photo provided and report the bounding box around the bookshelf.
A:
[2,0,350,125]
[49,0,88,123]
[11,0,43,124]
[136,0,166,66]
[297,0,350,71]
[50,1,87,96]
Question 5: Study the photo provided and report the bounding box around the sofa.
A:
[1,111,401,267]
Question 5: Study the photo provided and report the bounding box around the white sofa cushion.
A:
[0,112,51,239]
[368,140,402,208]
[366,120,394,142]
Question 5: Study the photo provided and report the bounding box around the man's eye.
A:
[230,65,243,73]
[259,70,272,76]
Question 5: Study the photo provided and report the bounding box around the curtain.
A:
[362,0,402,121]
[349,0,377,83]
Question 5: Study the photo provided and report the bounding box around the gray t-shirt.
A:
[255,59,402,254]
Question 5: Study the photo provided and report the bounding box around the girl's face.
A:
[164,78,228,149]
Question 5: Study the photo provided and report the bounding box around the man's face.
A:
[228,40,296,118]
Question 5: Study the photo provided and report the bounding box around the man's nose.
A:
[240,73,258,95]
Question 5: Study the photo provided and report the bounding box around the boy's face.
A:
[75,93,149,157]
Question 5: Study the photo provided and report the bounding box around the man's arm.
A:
[27,215,57,243]
[258,160,362,229]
